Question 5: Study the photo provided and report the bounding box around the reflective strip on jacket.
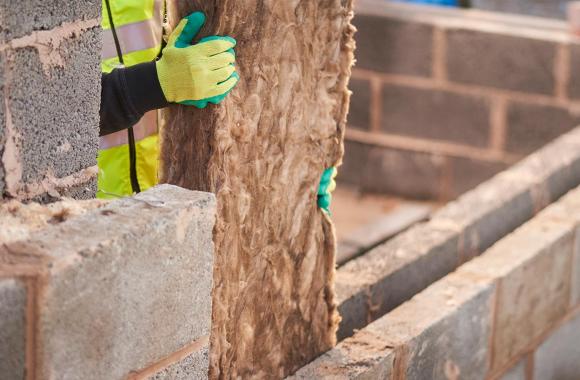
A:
[98,0,164,199]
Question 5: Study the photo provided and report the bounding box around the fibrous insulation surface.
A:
[160,1,355,378]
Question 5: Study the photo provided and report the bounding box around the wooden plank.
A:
[160,1,355,378]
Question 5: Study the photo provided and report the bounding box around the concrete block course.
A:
[146,345,210,380]
[470,0,568,19]
[0,0,100,41]
[533,311,580,380]
[347,78,371,130]
[380,84,491,148]
[447,156,508,197]
[335,127,580,340]
[5,26,101,186]
[446,29,556,95]
[353,14,433,77]
[505,101,580,155]
[362,147,445,199]
[464,220,574,371]
[569,45,580,100]
[0,185,216,380]
[499,359,526,380]
[0,278,26,380]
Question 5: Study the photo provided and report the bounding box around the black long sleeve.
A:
[99,62,169,136]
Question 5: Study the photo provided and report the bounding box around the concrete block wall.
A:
[0,0,102,201]
[293,183,580,379]
[470,0,570,19]
[343,0,580,200]
[335,125,580,340]
[0,185,216,379]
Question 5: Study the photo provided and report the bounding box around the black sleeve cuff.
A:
[99,62,169,137]
[123,61,169,115]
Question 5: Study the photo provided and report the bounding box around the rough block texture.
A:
[470,0,568,19]
[147,345,210,380]
[505,101,580,155]
[2,27,101,197]
[380,84,491,148]
[446,29,556,95]
[0,0,100,41]
[362,147,445,199]
[570,45,580,100]
[353,14,433,77]
[160,1,354,378]
[0,278,26,380]
[534,312,580,380]
[500,359,527,380]
[335,127,580,340]
[1,185,216,380]
[342,1,580,201]
[348,78,371,130]
[447,156,508,197]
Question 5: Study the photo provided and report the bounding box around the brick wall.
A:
[0,185,216,379]
[0,0,102,201]
[293,181,580,379]
[343,0,580,200]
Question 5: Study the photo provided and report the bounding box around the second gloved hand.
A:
[156,12,239,108]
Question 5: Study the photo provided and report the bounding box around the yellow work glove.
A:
[156,12,239,108]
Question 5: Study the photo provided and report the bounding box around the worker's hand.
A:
[156,12,239,108]
[317,168,337,214]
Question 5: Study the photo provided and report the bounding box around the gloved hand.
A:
[156,12,239,108]
[318,168,337,214]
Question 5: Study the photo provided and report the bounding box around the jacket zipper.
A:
[104,0,142,194]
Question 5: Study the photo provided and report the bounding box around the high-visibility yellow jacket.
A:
[98,0,164,199]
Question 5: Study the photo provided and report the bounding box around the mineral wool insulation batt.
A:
[160,1,355,378]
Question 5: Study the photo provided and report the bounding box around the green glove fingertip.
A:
[176,12,206,48]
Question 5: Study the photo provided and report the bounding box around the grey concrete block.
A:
[337,140,371,189]
[0,278,26,380]
[569,45,580,100]
[147,345,210,380]
[5,27,101,189]
[573,228,580,308]
[289,329,395,379]
[470,0,568,19]
[336,222,459,339]
[505,101,580,155]
[499,359,526,380]
[446,29,557,95]
[353,15,433,77]
[380,84,491,148]
[0,0,100,41]
[460,216,575,372]
[386,275,494,380]
[534,312,580,380]
[0,52,5,197]
[447,156,508,198]
[348,78,371,130]
[434,172,535,262]
[9,185,216,380]
[362,147,446,199]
